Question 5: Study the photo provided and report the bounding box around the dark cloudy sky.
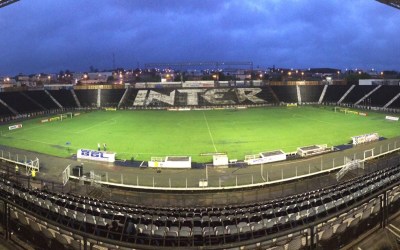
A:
[0,0,399,75]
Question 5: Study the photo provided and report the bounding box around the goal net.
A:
[60,112,73,121]
[334,107,348,114]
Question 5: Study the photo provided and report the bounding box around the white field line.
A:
[2,136,65,148]
[1,123,48,136]
[74,118,116,134]
[202,111,218,153]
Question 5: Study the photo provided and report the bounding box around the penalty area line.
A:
[202,111,218,153]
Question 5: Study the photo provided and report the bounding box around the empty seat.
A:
[286,236,303,250]
[55,233,71,247]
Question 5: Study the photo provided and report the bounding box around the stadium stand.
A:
[0,85,399,122]
[23,90,60,110]
[0,102,13,118]
[298,85,324,103]
[142,89,177,107]
[47,89,78,108]
[101,89,125,108]
[341,85,376,104]
[270,86,298,103]
[388,92,400,109]
[0,91,43,113]
[198,88,239,106]
[245,87,278,104]
[322,85,352,103]
[368,85,400,107]
[119,88,137,107]
[74,89,98,107]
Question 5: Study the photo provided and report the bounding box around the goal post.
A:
[60,112,73,121]
[334,107,348,114]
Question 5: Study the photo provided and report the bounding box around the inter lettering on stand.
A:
[133,88,267,106]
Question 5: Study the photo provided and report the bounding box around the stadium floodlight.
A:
[0,0,19,8]
[376,0,400,10]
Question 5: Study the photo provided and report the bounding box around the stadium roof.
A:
[0,0,19,8]
[377,0,400,9]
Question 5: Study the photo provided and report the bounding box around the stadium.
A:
[1,1,400,250]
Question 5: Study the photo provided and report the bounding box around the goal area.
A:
[334,107,348,114]
[60,112,73,121]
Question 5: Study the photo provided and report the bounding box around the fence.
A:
[64,138,400,191]
[1,138,399,192]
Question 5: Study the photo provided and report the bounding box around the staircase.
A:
[70,89,81,108]
[20,92,46,111]
[97,89,101,108]
[267,85,280,103]
[296,85,302,104]
[0,98,18,115]
[118,88,130,108]
[384,92,400,108]
[355,85,382,105]
[338,85,355,104]
[318,85,328,104]
[44,89,63,108]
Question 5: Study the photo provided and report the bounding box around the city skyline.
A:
[0,0,399,75]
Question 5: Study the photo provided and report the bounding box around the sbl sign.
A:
[77,149,116,163]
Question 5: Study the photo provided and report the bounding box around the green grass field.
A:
[0,106,398,162]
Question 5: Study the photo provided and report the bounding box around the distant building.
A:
[308,68,341,79]
[0,76,17,88]
[16,75,30,86]
[359,79,400,86]
[74,72,112,84]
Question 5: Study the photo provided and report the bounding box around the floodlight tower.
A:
[0,0,19,8]
[376,0,400,10]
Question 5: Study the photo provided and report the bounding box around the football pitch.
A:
[0,106,399,163]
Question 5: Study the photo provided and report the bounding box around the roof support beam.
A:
[0,0,19,8]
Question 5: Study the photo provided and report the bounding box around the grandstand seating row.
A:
[1,160,399,249]
[1,86,400,119]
